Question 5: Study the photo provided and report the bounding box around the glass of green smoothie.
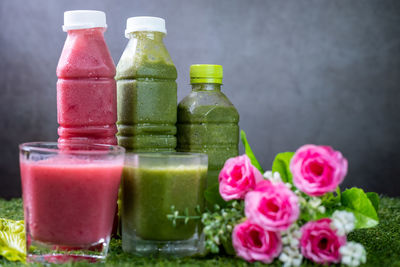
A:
[121,152,208,257]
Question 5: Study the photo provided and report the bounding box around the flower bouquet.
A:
[200,130,379,266]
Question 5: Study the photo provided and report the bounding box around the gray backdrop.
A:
[1,0,399,199]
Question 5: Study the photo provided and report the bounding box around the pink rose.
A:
[290,145,348,197]
[219,155,263,201]
[232,220,282,263]
[300,218,346,264]
[245,180,300,231]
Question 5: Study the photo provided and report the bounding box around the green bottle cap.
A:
[190,64,223,84]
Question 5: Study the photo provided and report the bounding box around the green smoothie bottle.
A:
[177,65,239,189]
[116,17,177,151]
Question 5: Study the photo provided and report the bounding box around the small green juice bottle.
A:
[177,65,239,189]
[116,17,177,152]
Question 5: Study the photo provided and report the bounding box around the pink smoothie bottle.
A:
[57,10,117,145]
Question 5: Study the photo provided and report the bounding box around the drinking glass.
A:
[121,152,207,257]
[19,142,125,263]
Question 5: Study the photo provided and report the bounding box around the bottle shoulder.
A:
[178,91,239,123]
[57,32,116,78]
[116,38,177,80]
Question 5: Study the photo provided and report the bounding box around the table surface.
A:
[0,197,399,267]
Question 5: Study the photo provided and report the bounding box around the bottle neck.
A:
[191,83,221,91]
[127,31,165,41]
[67,27,105,36]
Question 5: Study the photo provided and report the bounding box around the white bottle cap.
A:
[63,10,107,32]
[125,16,166,38]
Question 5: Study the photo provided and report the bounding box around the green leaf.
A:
[299,209,314,222]
[240,130,263,173]
[341,188,379,229]
[321,192,341,209]
[366,192,380,213]
[271,152,294,183]
[204,183,229,209]
[0,218,25,262]
[336,186,342,202]
[221,237,235,256]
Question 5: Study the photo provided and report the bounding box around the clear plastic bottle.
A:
[177,65,239,188]
[116,17,177,152]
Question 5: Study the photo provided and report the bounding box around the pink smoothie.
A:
[20,156,123,246]
[57,27,117,145]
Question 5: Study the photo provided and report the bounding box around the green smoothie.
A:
[121,165,207,241]
[116,17,177,152]
[177,65,239,189]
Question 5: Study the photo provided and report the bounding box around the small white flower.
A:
[308,197,322,208]
[285,182,293,189]
[279,223,303,266]
[292,229,302,240]
[317,205,326,214]
[281,223,300,236]
[263,170,283,184]
[279,245,303,267]
[291,257,302,267]
[331,210,356,236]
[282,236,290,245]
[263,170,273,179]
[213,236,220,244]
[280,252,289,262]
[340,241,367,266]
[289,237,299,248]
[304,197,326,215]
[298,196,307,205]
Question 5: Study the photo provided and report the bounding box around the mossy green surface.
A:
[0,197,399,267]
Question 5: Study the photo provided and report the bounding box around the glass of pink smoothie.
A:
[19,142,125,263]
